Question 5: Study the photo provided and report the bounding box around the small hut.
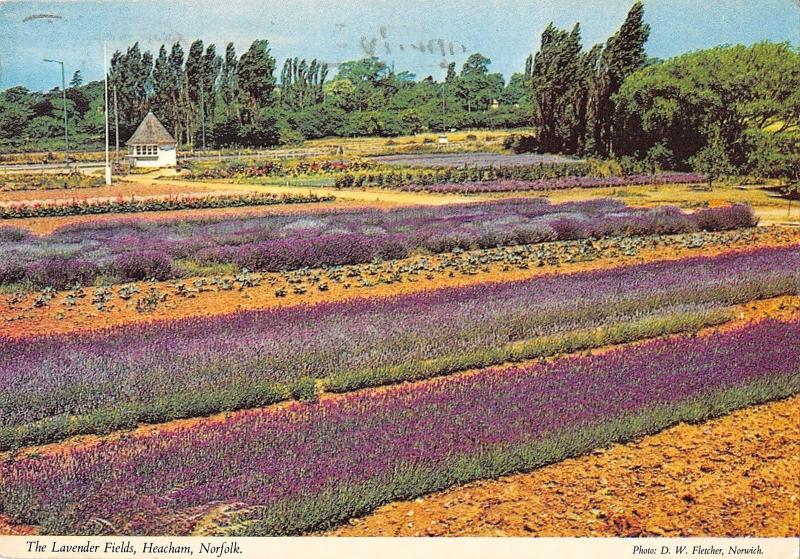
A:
[126,112,177,168]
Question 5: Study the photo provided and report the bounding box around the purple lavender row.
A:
[1,318,797,535]
[0,198,755,288]
[398,173,705,193]
[1,245,797,433]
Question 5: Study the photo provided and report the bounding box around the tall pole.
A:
[103,44,111,185]
[113,86,120,159]
[61,62,69,158]
[441,83,446,134]
[43,59,69,163]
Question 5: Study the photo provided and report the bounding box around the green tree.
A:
[445,62,457,83]
[593,0,650,155]
[531,23,583,152]
[332,57,391,111]
[236,40,277,123]
[151,45,173,132]
[108,42,153,138]
[455,52,504,114]
[280,58,328,110]
[0,87,33,139]
[218,43,239,121]
[69,70,83,88]
[689,127,737,185]
[614,42,800,169]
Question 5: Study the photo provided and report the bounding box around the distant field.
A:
[368,152,579,167]
[0,129,532,166]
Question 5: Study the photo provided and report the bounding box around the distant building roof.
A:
[127,112,176,146]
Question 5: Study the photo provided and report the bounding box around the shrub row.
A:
[397,173,705,193]
[0,172,105,192]
[325,308,730,392]
[167,204,760,273]
[182,158,375,180]
[2,245,796,449]
[333,162,594,188]
[0,192,334,220]
[0,199,757,289]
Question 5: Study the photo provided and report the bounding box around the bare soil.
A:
[329,394,800,537]
[0,179,225,203]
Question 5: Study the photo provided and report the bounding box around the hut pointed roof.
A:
[126,112,176,146]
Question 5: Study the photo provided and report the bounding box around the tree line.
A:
[0,1,797,181]
[0,40,533,151]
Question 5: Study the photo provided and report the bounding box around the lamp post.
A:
[43,58,70,163]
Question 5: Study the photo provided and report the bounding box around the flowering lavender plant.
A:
[1,318,797,535]
[0,198,756,288]
[0,245,795,448]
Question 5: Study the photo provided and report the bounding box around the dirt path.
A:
[154,177,481,206]
[329,394,800,537]
[0,179,225,203]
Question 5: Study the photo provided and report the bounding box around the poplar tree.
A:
[166,42,186,143]
[108,42,153,137]
[531,23,583,152]
[151,45,173,131]
[219,43,239,119]
[236,40,277,123]
[595,0,650,154]
[184,40,205,143]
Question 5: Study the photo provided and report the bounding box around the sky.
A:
[0,0,798,91]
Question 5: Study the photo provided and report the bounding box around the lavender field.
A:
[368,152,580,167]
[1,0,799,542]
[2,318,797,535]
[0,198,755,288]
[1,245,797,449]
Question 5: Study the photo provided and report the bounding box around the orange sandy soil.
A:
[0,179,226,203]
[141,176,479,206]
[2,227,797,340]
[328,394,800,537]
[0,515,36,536]
[0,296,795,536]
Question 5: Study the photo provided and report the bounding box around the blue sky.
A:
[0,0,798,91]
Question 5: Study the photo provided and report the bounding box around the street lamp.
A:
[43,58,70,163]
